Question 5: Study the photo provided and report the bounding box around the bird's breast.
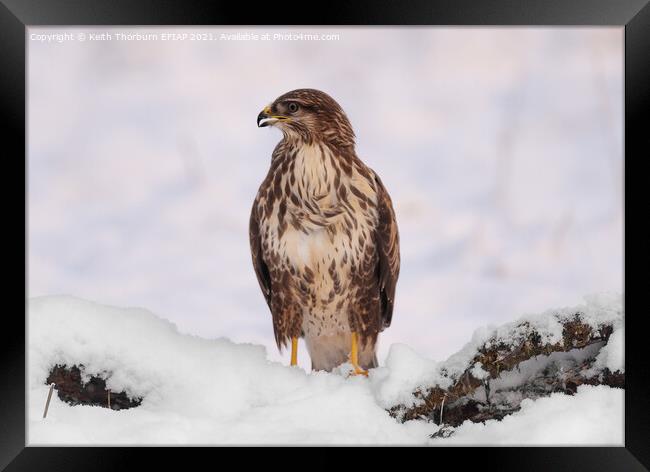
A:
[258,141,379,281]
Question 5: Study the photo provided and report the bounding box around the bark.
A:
[46,364,142,410]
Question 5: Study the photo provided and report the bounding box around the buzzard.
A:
[250,89,400,375]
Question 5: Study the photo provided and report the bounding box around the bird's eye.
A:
[287,102,299,113]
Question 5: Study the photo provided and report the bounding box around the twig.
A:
[439,393,447,425]
[43,383,54,419]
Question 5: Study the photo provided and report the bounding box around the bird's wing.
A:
[249,201,272,309]
[373,172,400,329]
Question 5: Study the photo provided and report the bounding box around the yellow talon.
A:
[349,332,368,377]
[290,336,298,366]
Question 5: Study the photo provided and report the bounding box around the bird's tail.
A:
[312,352,378,372]
[365,353,378,370]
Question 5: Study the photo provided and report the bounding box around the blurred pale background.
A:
[28,27,623,369]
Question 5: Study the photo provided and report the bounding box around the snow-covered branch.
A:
[387,294,623,434]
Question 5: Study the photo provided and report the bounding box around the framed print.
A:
[2,0,648,468]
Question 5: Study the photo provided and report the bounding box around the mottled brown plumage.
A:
[250,89,400,372]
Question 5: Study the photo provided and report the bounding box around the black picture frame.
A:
[3,0,647,469]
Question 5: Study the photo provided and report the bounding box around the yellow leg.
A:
[290,337,298,366]
[349,332,368,377]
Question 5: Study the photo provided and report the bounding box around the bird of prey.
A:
[250,89,400,375]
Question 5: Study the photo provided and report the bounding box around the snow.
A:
[371,343,450,409]
[585,326,624,379]
[28,294,623,445]
[470,362,490,381]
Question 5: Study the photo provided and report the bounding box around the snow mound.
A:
[28,295,623,445]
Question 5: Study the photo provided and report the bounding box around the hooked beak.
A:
[257,108,271,127]
[257,106,290,128]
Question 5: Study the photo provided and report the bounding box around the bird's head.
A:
[257,89,355,147]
